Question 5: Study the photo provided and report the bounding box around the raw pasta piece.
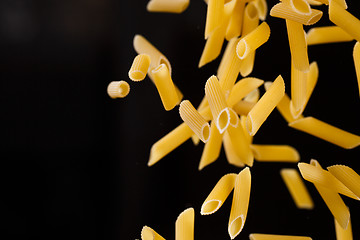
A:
[151,64,179,111]
[141,226,166,240]
[280,168,314,209]
[148,123,194,166]
[199,121,223,170]
[287,0,311,15]
[107,81,130,99]
[249,234,312,240]
[236,22,271,60]
[129,54,151,81]
[286,19,310,72]
[354,42,360,97]
[270,3,323,25]
[289,117,360,149]
[240,115,253,144]
[329,0,360,42]
[298,162,358,200]
[244,88,260,103]
[205,0,225,39]
[228,167,251,239]
[251,145,300,162]
[227,77,264,107]
[226,0,245,40]
[147,0,189,14]
[306,26,354,45]
[201,173,237,215]
[335,215,353,240]
[328,165,360,200]
[175,208,194,240]
[290,60,308,118]
[306,0,323,6]
[304,61,318,107]
[253,0,267,21]
[246,75,285,136]
[223,131,245,167]
[205,75,231,133]
[314,0,347,8]
[218,38,237,81]
[233,100,256,116]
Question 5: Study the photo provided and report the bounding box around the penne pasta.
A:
[354,42,360,97]
[228,167,251,239]
[290,60,308,118]
[226,0,246,40]
[175,208,194,240]
[107,80,130,99]
[205,75,231,133]
[205,0,225,39]
[151,64,179,111]
[335,215,353,240]
[147,0,190,14]
[249,234,313,240]
[236,22,271,60]
[289,117,360,149]
[298,162,359,200]
[253,0,267,21]
[141,226,166,240]
[329,0,360,42]
[129,54,151,81]
[304,61,318,107]
[223,131,246,167]
[244,88,260,103]
[227,77,264,107]
[199,121,223,170]
[217,38,238,81]
[287,0,311,15]
[280,168,314,209]
[233,100,256,116]
[246,75,285,136]
[201,173,237,215]
[251,145,300,162]
[327,165,360,200]
[306,26,354,45]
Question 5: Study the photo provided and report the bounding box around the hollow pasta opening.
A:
[246,2,258,20]
[229,215,244,239]
[201,123,211,143]
[129,70,146,81]
[291,0,311,15]
[228,108,239,127]
[201,200,222,215]
[217,108,230,133]
[236,40,248,59]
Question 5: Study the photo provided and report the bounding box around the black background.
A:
[1,0,360,239]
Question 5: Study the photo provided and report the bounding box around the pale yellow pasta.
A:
[298,162,359,200]
[249,234,312,240]
[141,226,166,240]
[280,168,314,209]
[308,0,347,8]
[227,115,254,166]
[309,160,350,229]
[354,42,360,97]
[244,88,260,103]
[227,77,264,107]
[151,64,179,111]
[199,121,223,170]
[335,215,353,240]
[205,75,231,133]
[251,145,300,162]
[217,38,238,81]
[175,208,194,240]
[286,19,310,72]
[128,54,151,81]
[236,22,271,60]
[228,107,240,127]
[107,81,130,99]
[328,165,360,200]
[287,0,311,15]
[270,3,323,25]
[329,0,360,42]
[228,167,251,239]
[240,115,253,144]
[223,131,245,167]
[290,60,308,118]
[191,98,211,145]
[179,100,211,143]
[246,75,285,136]
[226,0,246,40]
[148,122,194,166]
[205,0,225,39]
[254,0,267,21]
[289,117,360,149]
[233,100,256,116]
[201,173,237,215]
[147,0,189,14]
[306,26,354,45]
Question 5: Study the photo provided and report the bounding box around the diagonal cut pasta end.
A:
[200,199,222,215]
[228,215,244,239]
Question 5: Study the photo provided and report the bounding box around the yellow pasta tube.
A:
[147,0,189,14]
[217,38,238,81]
[287,0,312,15]
[329,0,360,42]
[246,75,285,136]
[227,77,264,107]
[107,81,130,99]
[233,100,256,116]
[199,121,223,170]
[280,168,314,209]
[240,115,252,144]
[335,215,353,240]
[305,61,318,106]
[129,54,151,81]
[251,145,300,162]
[151,64,179,111]
[328,165,360,200]
[249,234,313,240]
[175,208,194,240]
[226,0,245,40]
[141,226,166,240]
[313,0,347,8]
[179,100,211,143]
[290,60,308,118]
[191,97,210,145]
[289,117,360,149]
[236,22,271,60]
[353,42,360,97]
[306,26,354,45]
[309,160,350,229]
[205,75,231,133]
[253,0,267,21]
[223,131,246,167]
[228,167,251,239]
[201,173,237,215]
[205,0,225,39]
[148,122,194,166]
[270,3,323,25]
[286,19,310,72]
[298,162,359,200]
[244,88,260,103]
